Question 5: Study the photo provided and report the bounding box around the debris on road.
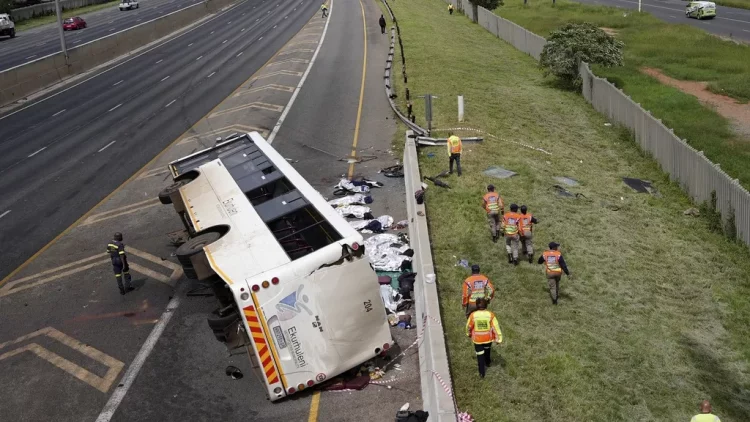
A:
[225,366,243,380]
[623,177,661,197]
[381,164,404,177]
[350,215,394,233]
[424,176,450,189]
[365,233,413,271]
[335,205,372,219]
[684,207,700,216]
[328,193,373,207]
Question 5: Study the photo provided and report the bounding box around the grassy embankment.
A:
[14,0,121,32]
[497,0,750,191]
[382,0,750,420]
[712,0,750,10]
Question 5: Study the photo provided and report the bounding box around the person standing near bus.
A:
[107,232,134,295]
[465,298,502,378]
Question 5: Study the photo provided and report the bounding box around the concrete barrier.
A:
[0,0,238,107]
[404,130,458,421]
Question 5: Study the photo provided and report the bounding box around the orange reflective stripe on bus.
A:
[243,304,281,385]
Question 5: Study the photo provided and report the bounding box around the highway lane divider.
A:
[0,0,242,108]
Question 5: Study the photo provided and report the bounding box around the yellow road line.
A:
[347,0,368,180]
[0,16,315,289]
[307,391,321,422]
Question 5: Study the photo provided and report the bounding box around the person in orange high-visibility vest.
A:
[482,185,504,242]
[446,133,463,176]
[462,264,495,317]
[501,204,521,265]
[537,242,571,305]
[465,298,502,378]
[519,205,539,263]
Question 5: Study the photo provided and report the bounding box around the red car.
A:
[62,17,86,31]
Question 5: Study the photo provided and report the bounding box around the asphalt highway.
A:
[577,0,750,41]
[0,0,203,71]
[0,0,320,280]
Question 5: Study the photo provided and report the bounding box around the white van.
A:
[0,13,15,39]
[158,132,393,400]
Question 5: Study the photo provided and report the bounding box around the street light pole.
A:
[54,0,69,64]
[638,0,642,12]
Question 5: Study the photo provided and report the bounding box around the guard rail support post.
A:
[404,130,458,422]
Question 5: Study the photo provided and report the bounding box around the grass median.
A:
[496,0,750,192]
[14,0,121,32]
[382,0,750,420]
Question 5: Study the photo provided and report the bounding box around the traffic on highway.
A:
[576,0,750,41]
[0,0,204,71]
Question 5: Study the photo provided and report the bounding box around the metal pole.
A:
[424,94,432,135]
[638,0,641,12]
[458,95,464,122]
[54,0,69,64]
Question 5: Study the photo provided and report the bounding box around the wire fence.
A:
[444,0,750,246]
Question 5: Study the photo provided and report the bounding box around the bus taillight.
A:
[251,284,260,292]
[307,380,314,387]
[383,343,390,351]
[351,242,360,250]
[288,387,296,394]
[271,277,279,285]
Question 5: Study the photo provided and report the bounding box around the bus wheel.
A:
[176,231,222,280]
[158,180,189,205]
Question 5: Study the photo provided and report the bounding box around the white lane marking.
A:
[236,51,243,57]
[0,210,10,220]
[113,80,124,86]
[222,39,228,43]
[207,71,216,78]
[52,109,66,117]
[210,30,214,34]
[137,18,142,22]
[109,28,115,31]
[258,36,263,40]
[161,75,170,81]
[273,25,277,28]
[0,0,246,122]
[268,0,333,144]
[28,147,47,158]
[285,15,288,18]
[744,29,750,32]
[188,42,193,46]
[156,59,163,64]
[94,295,181,422]
[195,55,203,60]
[73,40,82,44]
[36,42,45,46]
[98,141,116,153]
[228,21,232,24]
[669,15,676,18]
[108,20,113,23]
[108,103,123,112]
[25,55,37,60]
[256,18,259,21]
[241,27,245,31]
[242,12,246,15]
[165,99,176,107]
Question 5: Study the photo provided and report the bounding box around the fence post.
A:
[458,95,464,122]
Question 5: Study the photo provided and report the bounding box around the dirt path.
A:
[641,67,750,138]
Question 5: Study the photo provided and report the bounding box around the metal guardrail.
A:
[403,130,458,422]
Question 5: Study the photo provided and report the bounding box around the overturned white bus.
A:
[158,132,393,401]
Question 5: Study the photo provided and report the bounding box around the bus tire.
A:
[176,231,222,279]
[158,180,189,205]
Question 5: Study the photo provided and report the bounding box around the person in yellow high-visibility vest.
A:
[446,133,463,176]
[320,3,328,17]
[691,400,721,422]
[465,298,502,378]
[448,3,454,14]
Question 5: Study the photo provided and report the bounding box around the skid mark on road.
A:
[0,327,124,393]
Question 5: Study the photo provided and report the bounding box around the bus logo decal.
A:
[276,285,313,321]
[242,305,281,385]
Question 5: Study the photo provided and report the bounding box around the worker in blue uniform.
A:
[107,232,134,295]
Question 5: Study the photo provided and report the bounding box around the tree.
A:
[473,0,503,10]
[539,22,624,89]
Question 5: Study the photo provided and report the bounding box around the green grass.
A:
[495,0,750,191]
[15,0,121,32]
[383,0,750,420]
[712,0,750,10]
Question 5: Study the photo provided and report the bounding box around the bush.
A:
[474,0,503,10]
[539,22,624,89]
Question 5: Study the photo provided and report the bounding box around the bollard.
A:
[458,95,464,122]
[406,88,410,101]
[411,115,416,123]
[407,102,413,116]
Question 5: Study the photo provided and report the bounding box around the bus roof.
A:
[176,132,362,282]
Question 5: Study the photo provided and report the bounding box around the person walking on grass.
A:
[537,242,571,304]
[519,204,538,262]
[501,204,521,265]
[448,3,454,14]
[691,400,721,422]
[447,132,463,176]
[465,298,502,378]
[379,14,386,34]
[482,185,504,243]
[462,264,495,317]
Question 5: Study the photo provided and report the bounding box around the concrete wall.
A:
[1,0,237,107]
[11,0,113,22]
